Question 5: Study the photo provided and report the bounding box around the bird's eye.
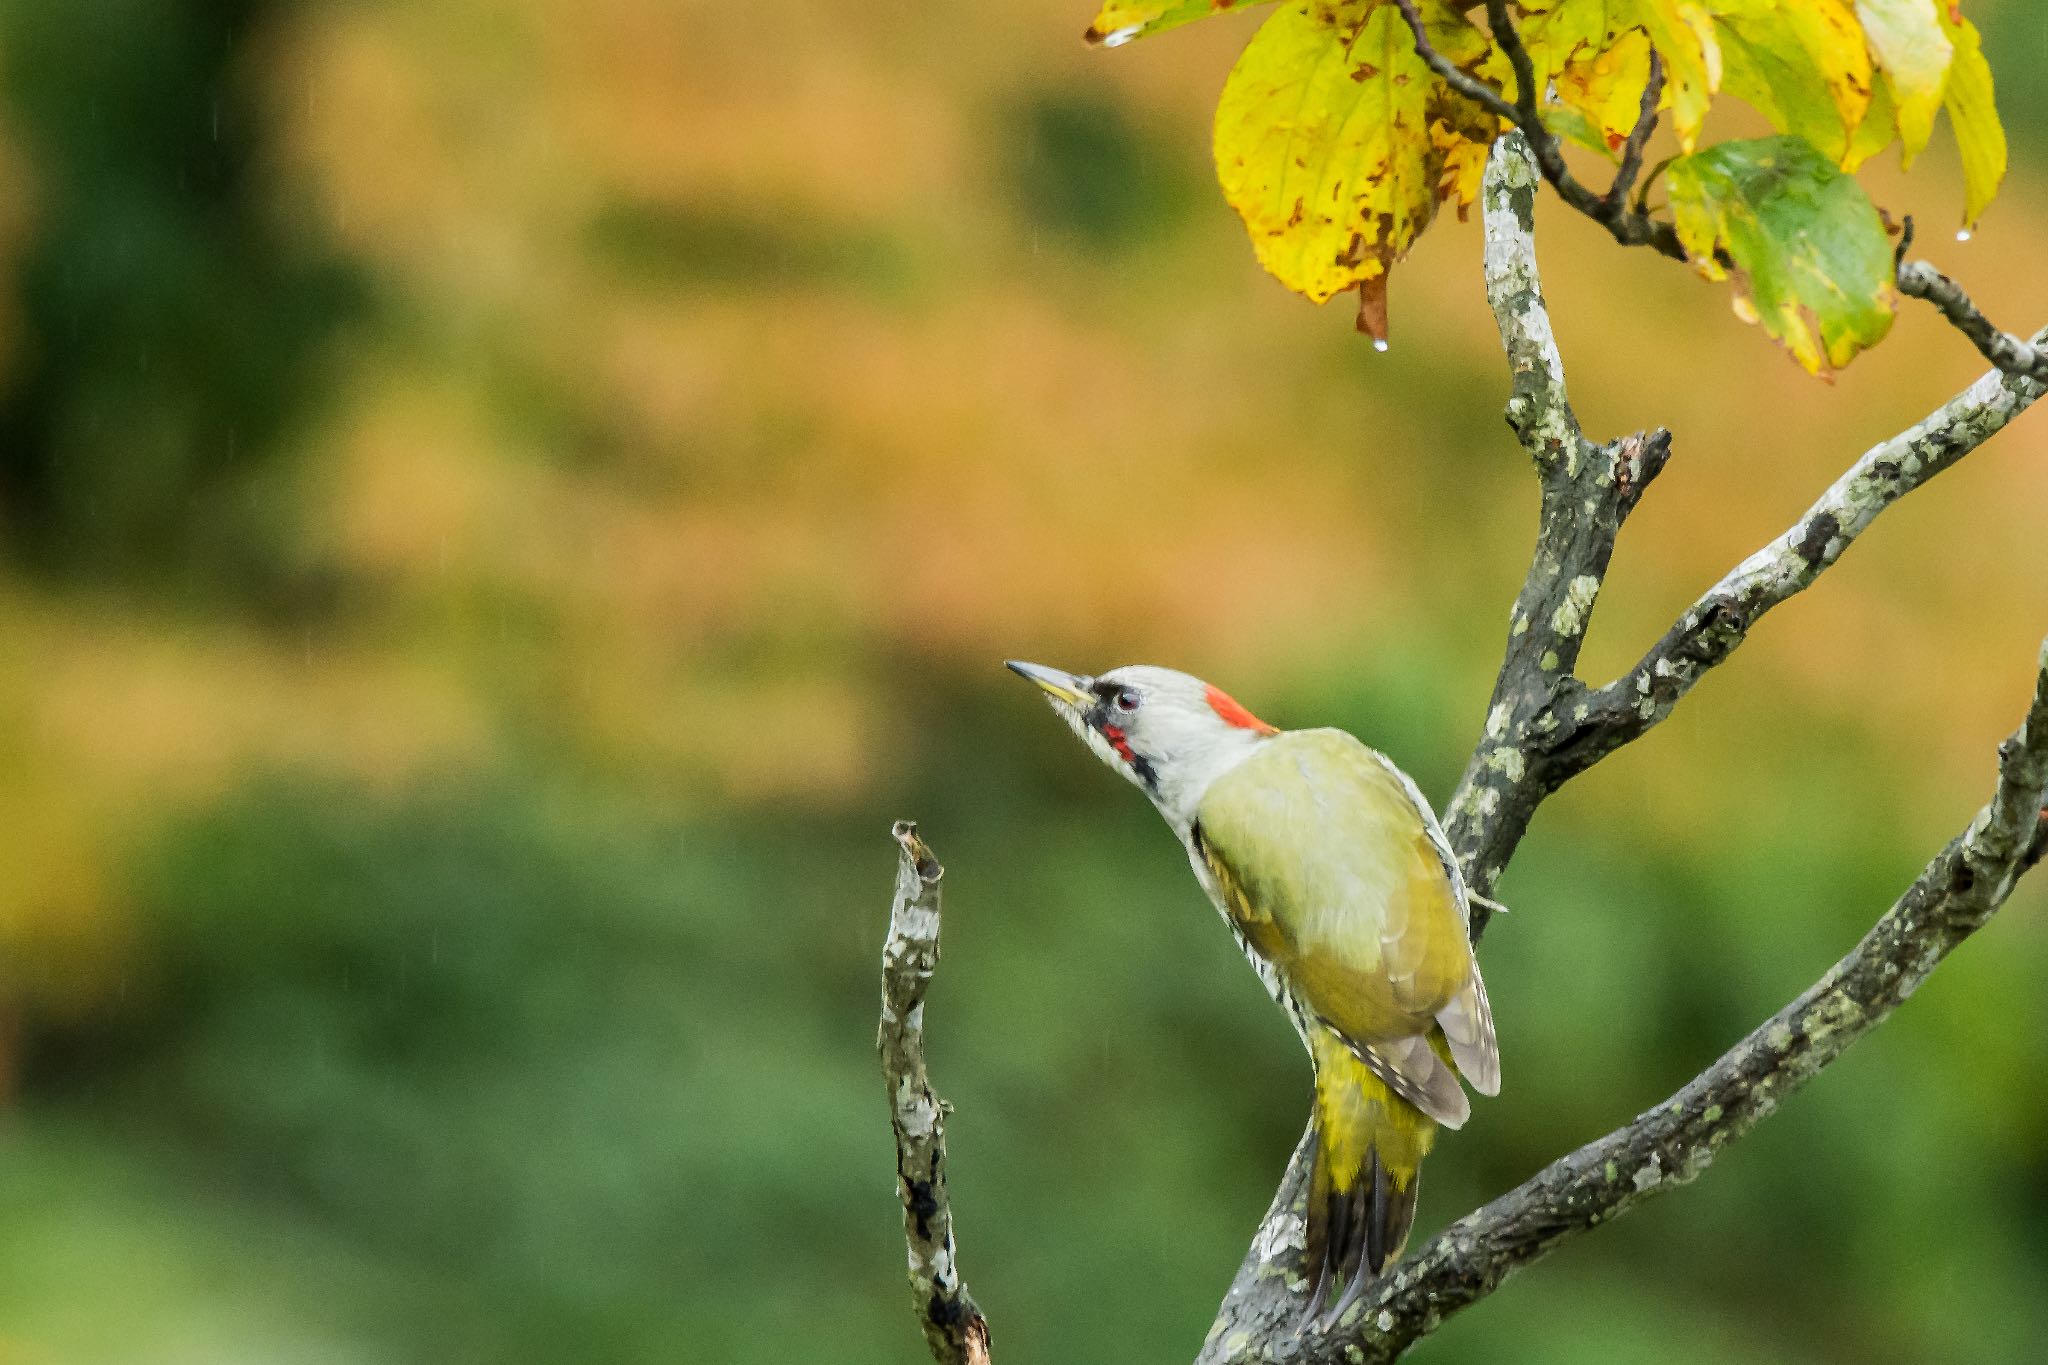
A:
[1113,687,1141,713]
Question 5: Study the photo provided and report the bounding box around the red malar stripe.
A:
[1101,723,1140,765]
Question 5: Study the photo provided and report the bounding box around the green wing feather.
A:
[1197,729,1496,1118]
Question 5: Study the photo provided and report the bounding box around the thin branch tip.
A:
[879,824,989,1365]
[1896,261,2048,382]
[894,819,943,883]
[1604,51,1664,213]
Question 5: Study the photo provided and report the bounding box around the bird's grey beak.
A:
[1005,659,1092,708]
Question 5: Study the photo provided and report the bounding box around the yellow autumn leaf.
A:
[1712,0,1873,164]
[1841,67,1898,171]
[1084,0,1275,46]
[1215,0,1482,338]
[1514,1,1719,151]
[1513,0,1618,95]
[1418,0,1502,213]
[1853,0,1951,165]
[1554,27,1655,148]
[1633,0,1722,150]
[1937,6,2004,227]
[1435,122,1496,210]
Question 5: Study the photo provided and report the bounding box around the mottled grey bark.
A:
[879,822,991,1365]
[1551,323,2048,779]
[1896,260,2048,382]
[1441,133,1671,911]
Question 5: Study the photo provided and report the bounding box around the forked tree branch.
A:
[877,132,2048,1365]
[1441,135,2048,896]
[1442,134,1670,910]
[879,821,992,1365]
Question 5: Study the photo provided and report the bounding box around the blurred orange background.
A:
[0,2,2043,1362]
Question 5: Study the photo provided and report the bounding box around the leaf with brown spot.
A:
[1214,0,1484,339]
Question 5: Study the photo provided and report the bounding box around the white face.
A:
[1008,661,1275,830]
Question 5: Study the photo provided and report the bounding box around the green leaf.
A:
[1711,0,1873,164]
[1667,135,1896,375]
[1937,6,2004,228]
[1085,0,1275,46]
[1853,0,1951,165]
[1214,0,1483,339]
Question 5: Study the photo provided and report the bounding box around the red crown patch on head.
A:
[1205,684,1277,735]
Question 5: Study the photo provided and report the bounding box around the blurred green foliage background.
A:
[0,2,2044,1362]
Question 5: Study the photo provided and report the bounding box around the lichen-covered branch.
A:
[1210,635,2048,1365]
[1443,134,1670,908]
[879,822,992,1365]
[1546,328,2048,780]
[1898,260,2048,382]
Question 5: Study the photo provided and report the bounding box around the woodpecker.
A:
[1007,660,1499,1321]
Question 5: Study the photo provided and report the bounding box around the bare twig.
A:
[1388,0,1686,260]
[879,821,992,1365]
[1391,0,1519,127]
[1898,260,2048,382]
[1604,51,1664,213]
[1209,637,2048,1363]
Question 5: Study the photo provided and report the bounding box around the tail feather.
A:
[1303,1029,1437,1322]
